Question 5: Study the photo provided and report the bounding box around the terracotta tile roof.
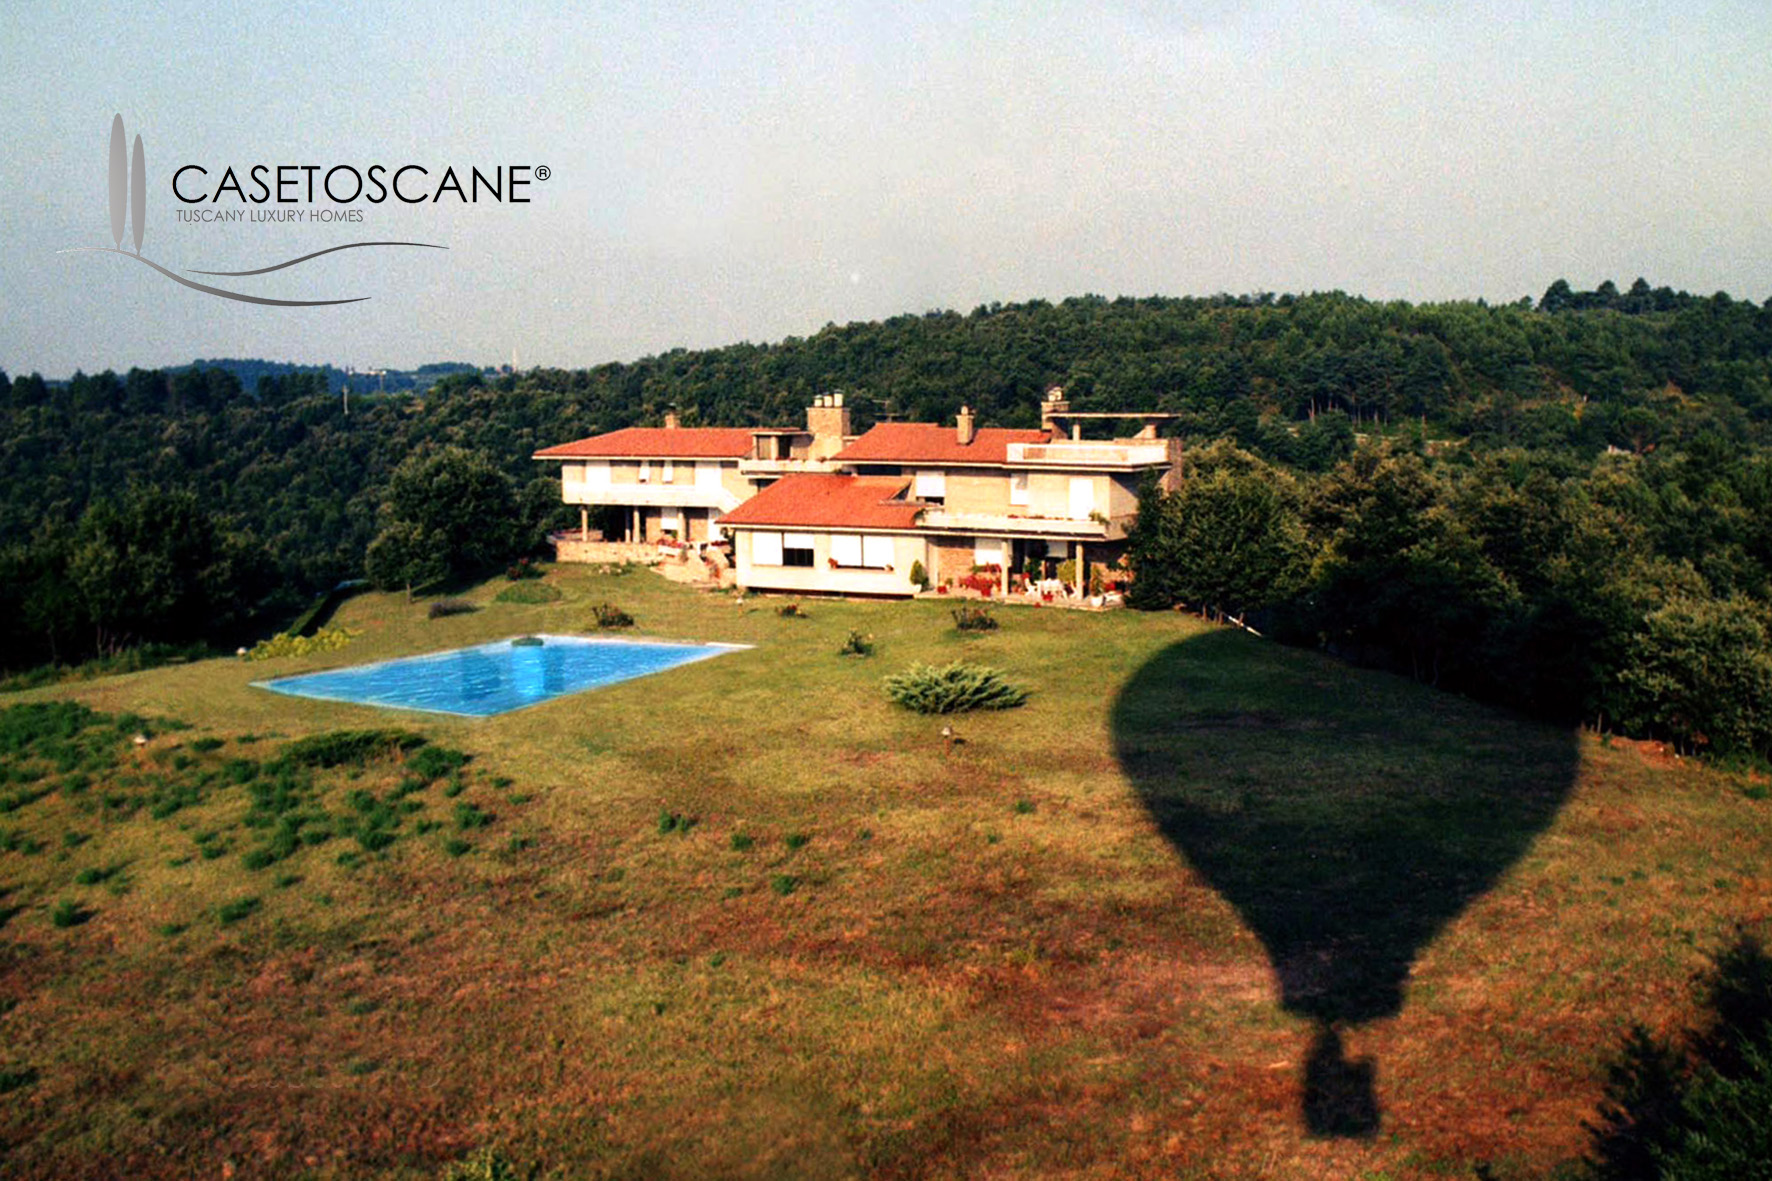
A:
[719,475,922,530]
[833,423,1051,466]
[533,427,759,460]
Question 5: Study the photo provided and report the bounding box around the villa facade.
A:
[533,390,1181,598]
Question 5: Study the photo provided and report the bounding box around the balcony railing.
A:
[1005,441,1172,467]
[560,481,743,512]
[918,510,1113,539]
[735,457,844,476]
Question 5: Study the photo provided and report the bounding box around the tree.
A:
[1127,443,1306,619]
[370,447,523,587]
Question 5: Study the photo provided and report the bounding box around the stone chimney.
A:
[956,405,976,446]
[806,392,851,460]
[663,410,680,430]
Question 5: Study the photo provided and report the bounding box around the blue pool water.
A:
[255,635,746,717]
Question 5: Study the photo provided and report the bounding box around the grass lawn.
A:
[1,563,1769,1178]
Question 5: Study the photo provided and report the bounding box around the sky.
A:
[1,0,1768,378]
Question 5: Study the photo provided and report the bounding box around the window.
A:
[562,463,584,487]
[974,538,1005,568]
[783,532,816,568]
[586,461,611,488]
[660,508,681,535]
[752,531,783,566]
[1069,476,1095,518]
[661,459,674,483]
[830,534,895,569]
[914,469,946,504]
[696,461,721,490]
[830,533,863,568]
[638,459,651,483]
[1009,472,1029,506]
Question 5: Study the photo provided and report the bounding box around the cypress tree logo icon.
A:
[67,113,444,306]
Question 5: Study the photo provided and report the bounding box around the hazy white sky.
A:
[2,0,1768,377]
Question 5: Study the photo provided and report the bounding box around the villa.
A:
[532,389,1182,598]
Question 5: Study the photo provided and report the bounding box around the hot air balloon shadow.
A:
[1110,630,1580,1136]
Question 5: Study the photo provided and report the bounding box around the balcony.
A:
[735,456,844,477]
[918,509,1116,539]
[1005,440,1172,468]
[561,481,744,512]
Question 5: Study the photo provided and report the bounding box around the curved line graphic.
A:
[58,247,369,306]
[187,240,448,277]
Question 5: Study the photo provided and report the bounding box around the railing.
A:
[560,481,743,511]
[918,510,1111,538]
[1005,441,1171,467]
[736,457,844,476]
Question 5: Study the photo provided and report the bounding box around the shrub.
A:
[191,737,224,753]
[770,874,800,896]
[951,604,999,632]
[777,601,806,618]
[908,560,929,591]
[884,662,1029,715]
[245,625,360,661]
[443,838,472,857]
[217,897,260,925]
[591,602,634,628]
[784,832,810,851]
[837,630,875,657]
[656,809,695,835]
[505,558,545,581]
[495,582,562,605]
[729,832,754,852]
[441,1147,530,1181]
[454,802,492,831]
[428,598,477,620]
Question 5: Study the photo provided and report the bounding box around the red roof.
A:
[833,422,1051,465]
[533,427,759,460]
[719,475,922,530]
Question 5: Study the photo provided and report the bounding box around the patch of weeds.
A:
[455,802,492,831]
[62,830,90,849]
[730,832,754,852]
[722,885,744,899]
[709,953,726,968]
[217,897,261,925]
[407,745,468,782]
[495,582,563,605]
[49,900,91,928]
[489,776,514,790]
[508,792,533,806]
[591,602,634,628]
[951,604,999,631]
[345,999,380,1016]
[155,922,188,937]
[428,598,477,620]
[444,838,473,857]
[273,872,302,889]
[1,829,44,855]
[0,1067,40,1094]
[838,630,875,657]
[241,848,278,871]
[603,867,626,883]
[191,737,225,753]
[1013,798,1036,815]
[784,832,811,851]
[777,601,807,618]
[224,758,260,784]
[73,864,121,886]
[59,773,90,796]
[414,819,443,835]
[342,1057,379,1076]
[770,874,800,897]
[500,836,532,857]
[441,1146,530,1181]
[443,778,467,799]
[656,809,695,835]
[279,729,426,769]
[335,851,362,869]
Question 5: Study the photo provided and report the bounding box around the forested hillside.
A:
[5,281,1772,750]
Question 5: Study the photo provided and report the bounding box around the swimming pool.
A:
[254,634,748,717]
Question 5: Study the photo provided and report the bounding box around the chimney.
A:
[663,410,680,430]
[806,392,851,460]
[956,405,976,446]
[1040,385,1070,435]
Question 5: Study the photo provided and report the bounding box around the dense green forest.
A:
[5,280,1772,752]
